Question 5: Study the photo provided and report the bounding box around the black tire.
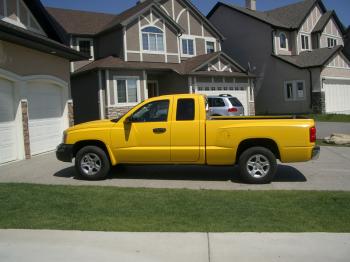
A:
[75,146,111,180]
[238,146,277,184]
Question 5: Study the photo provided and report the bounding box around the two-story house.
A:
[0,0,83,165]
[208,0,350,115]
[46,0,255,124]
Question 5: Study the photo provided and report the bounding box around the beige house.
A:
[46,0,255,124]
[209,0,350,115]
[0,0,83,165]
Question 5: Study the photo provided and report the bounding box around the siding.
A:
[96,29,124,59]
[319,18,344,48]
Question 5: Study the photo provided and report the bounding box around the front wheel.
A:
[75,146,111,180]
[238,147,277,184]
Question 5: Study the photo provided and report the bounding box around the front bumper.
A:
[56,143,74,162]
[312,146,321,160]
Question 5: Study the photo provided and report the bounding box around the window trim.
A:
[284,80,306,101]
[76,38,94,61]
[300,34,310,51]
[140,25,165,54]
[110,76,141,107]
[180,36,196,57]
[327,37,337,48]
[205,39,216,54]
[279,32,288,50]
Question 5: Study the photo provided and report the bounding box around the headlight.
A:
[62,131,67,144]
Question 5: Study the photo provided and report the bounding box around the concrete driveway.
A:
[0,146,349,191]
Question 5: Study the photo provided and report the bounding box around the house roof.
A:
[265,0,324,29]
[208,0,344,32]
[46,0,225,39]
[275,46,342,68]
[73,52,252,78]
[208,2,289,29]
[0,20,86,61]
[46,7,117,35]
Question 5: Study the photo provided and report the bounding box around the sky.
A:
[41,0,350,28]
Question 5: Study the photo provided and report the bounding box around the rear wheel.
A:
[75,146,110,180]
[238,147,277,184]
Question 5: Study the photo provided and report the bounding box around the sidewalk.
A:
[0,230,349,262]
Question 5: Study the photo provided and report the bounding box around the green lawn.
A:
[308,114,350,122]
[1,184,350,232]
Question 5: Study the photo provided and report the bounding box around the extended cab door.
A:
[171,97,200,162]
[112,98,172,163]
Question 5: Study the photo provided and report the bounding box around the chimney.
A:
[246,0,256,11]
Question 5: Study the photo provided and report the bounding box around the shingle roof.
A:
[73,52,251,77]
[265,0,318,29]
[275,46,342,68]
[208,0,330,30]
[46,7,117,35]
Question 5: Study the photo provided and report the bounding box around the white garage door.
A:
[324,79,350,115]
[0,78,17,164]
[28,81,64,155]
[196,85,249,115]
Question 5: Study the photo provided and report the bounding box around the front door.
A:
[147,81,159,98]
[113,99,172,163]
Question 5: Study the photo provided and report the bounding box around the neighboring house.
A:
[208,0,350,115]
[46,0,256,124]
[0,0,84,165]
[344,27,350,60]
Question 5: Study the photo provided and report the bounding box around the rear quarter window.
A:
[176,99,195,121]
[229,98,243,107]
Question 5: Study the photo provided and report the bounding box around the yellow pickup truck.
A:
[56,94,319,184]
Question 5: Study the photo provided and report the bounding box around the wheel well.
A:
[236,139,280,162]
[72,140,109,159]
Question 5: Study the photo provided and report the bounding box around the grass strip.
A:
[308,114,350,123]
[1,183,350,232]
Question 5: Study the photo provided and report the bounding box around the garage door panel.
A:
[324,80,350,115]
[28,81,64,155]
[0,78,17,164]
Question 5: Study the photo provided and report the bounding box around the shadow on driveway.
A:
[54,164,306,184]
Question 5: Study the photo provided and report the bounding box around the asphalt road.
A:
[316,122,350,139]
[0,230,349,262]
[0,146,349,191]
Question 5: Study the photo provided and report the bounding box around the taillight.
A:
[228,108,238,113]
[310,127,316,143]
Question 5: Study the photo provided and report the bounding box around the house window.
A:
[182,38,194,56]
[111,77,140,106]
[141,26,164,52]
[301,35,310,50]
[206,41,215,54]
[77,39,94,60]
[327,38,337,48]
[279,32,288,50]
[284,80,305,101]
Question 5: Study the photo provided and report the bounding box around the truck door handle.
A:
[153,128,166,134]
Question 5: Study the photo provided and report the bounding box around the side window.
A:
[131,100,169,122]
[176,99,195,121]
[211,98,225,107]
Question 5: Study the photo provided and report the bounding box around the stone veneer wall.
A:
[248,102,255,116]
[21,100,31,159]
[68,101,74,127]
[106,106,134,119]
[312,92,326,114]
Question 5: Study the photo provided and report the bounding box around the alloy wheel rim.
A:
[246,154,270,178]
[80,153,102,176]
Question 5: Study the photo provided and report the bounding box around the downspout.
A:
[271,29,276,55]
[307,68,313,111]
